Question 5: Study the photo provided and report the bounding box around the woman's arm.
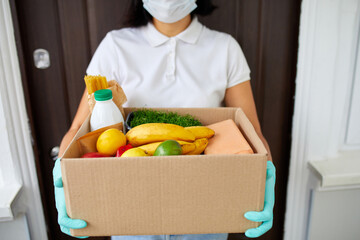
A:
[224,80,272,161]
[58,89,90,157]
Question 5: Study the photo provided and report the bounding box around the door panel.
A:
[57,0,92,117]
[86,0,131,53]
[199,0,238,37]
[11,0,300,239]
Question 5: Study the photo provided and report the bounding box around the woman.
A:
[53,0,276,239]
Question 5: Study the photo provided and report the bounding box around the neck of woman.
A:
[153,15,192,37]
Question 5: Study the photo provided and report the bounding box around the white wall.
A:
[308,187,360,240]
[0,214,31,240]
[284,0,360,239]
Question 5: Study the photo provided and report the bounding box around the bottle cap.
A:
[94,89,112,101]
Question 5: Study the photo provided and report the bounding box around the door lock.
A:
[33,48,50,69]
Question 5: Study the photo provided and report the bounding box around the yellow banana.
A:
[137,140,196,156]
[126,123,195,146]
[137,142,161,156]
[184,126,215,139]
[177,141,196,154]
[186,138,209,155]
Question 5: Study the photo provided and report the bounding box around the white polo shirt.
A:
[87,17,250,108]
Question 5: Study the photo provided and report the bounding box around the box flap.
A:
[62,114,90,159]
[234,109,268,155]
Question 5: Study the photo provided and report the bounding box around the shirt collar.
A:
[142,17,203,47]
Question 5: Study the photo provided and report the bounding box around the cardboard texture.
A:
[61,108,268,236]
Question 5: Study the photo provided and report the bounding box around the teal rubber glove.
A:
[53,158,88,238]
[244,161,276,238]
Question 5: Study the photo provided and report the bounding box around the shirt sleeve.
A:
[226,35,251,88]
[86,32,121,82]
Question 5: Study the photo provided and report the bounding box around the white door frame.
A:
[0,0,48,239]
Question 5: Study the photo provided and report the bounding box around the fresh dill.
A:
[129,109,202,128]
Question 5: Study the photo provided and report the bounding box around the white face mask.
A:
[143,0,197,24]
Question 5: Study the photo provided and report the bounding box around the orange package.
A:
[205,119,253,155]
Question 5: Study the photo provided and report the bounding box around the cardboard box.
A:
[61,107,267,237]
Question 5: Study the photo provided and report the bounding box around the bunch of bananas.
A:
[125,123,215,155]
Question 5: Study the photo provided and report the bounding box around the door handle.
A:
[50,146,59,161]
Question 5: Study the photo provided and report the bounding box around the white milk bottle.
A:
[90,89,124,132]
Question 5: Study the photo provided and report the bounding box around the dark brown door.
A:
[10,0,300,239]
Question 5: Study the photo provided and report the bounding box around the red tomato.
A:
[81,152,111,158]
[116,144,133,157]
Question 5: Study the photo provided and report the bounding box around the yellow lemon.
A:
[121,148,148,157]
[97,128,126,155]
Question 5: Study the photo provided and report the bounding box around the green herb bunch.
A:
[129,109,202,128]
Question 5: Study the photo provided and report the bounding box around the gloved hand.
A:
[244,161,276,238]
[53,158,88,238]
